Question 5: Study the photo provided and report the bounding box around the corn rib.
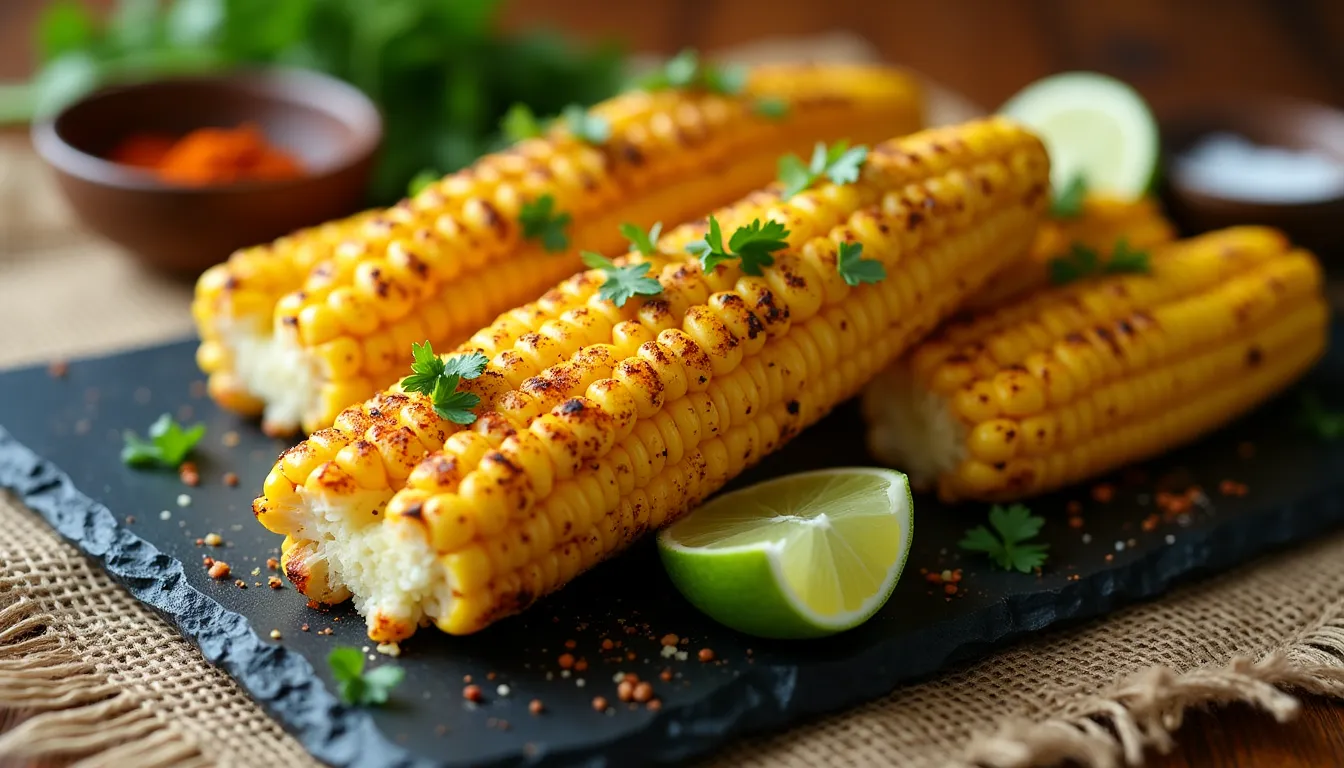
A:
[251,117,1052,638]
[194,65,925,436]
[862,226,1329,502]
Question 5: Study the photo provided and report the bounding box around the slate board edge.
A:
[4,421,1344,768]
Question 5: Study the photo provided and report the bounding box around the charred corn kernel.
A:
[863,226,1328,503]
[967,195,1177,311]
[251,118,1050,639]
[194,65,926,436]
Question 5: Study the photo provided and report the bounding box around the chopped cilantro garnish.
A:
[400,341,488,425]
[581,251,663,307]
[958,503,1050,573]
[777,140,869,200]
[122,414,205,470]
[328,646,404,707]
[685,215,790,276]
[836,241,885,286]
[519,194,571,253]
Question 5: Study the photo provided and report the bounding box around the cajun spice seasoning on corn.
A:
[107,123,303,186]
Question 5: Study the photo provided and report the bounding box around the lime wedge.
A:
[1000,71,1159,198]
[657,468,913,639]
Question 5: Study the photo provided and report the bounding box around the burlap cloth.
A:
[3,33,1344,768]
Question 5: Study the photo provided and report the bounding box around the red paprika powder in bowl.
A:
[32,68,381,275]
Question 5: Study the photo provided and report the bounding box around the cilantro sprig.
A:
[1300,392,1344,440]
[500,102,544,143]
[400,342,489,425]
[582,252,663,307]
[519,194,571,253]
[122,414,205,470]
[638,48,747,96]
[685,215,790,276]
[836,241,885,286]
[958,504,1050,573]
[752,97,789,120]
[562,103,610,145]
[620,221,662,257]
[328,646,404,707]
[1048,238,1151,286]
[777,140,869,200]
[1050,173,1088,219]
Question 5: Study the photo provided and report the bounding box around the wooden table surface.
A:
[1,1,1342,766]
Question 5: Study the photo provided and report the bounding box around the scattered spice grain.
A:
[617,680,634,702]
[223,472,240,487]
[591,696,608,712]
[266,557,280,570]
[529,699,545,716]
[207,561,230,579]
[698,648,715,662]
[267,575,283,589]
[1091,483,1114,503]
[203,532,223,547]
[463,685,484,703]
[660,634,679,647]
[558,653,575,669]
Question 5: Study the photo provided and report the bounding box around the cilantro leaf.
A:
[432,377,482,425]
[777,140,869,200]
[1102,238,1150,275]
[619,221,662,257]
[500,102,543,143]
[329,646,404,707]
[442,350,488,381]
[1050,173,1088,219]
[1049,239,1151,286]
[702,62,747,96]
[727,218,789,275]
[400,342,487,425]
[777,153,814,200]
[407,168,439,198]
[687,216,789,276]
[563,103,610,145]
[836,241,885,286]
[639,48,746,95]
[519,194,571,253]
[958,503,1050,573]
[121,414,206,470]
[582,251,663,307]
[1301,392,1344,440]
[753,97,789,120]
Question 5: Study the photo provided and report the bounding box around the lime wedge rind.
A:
[658,468,914,639]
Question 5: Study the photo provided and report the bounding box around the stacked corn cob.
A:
[862,226,1329,502]
[966,195,1175,311]
[252,117,1052,639]
[194,65,925,436]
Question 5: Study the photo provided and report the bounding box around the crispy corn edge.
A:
[194,65,925,436]
[966,194,1176,311]
[253,117,1052,638]
[862,226,1330,503]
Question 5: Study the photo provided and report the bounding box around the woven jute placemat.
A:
[2,33,1343,768]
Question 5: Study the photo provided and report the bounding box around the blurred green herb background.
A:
[0,0,626,202]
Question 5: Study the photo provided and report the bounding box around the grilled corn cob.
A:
[252,117,1052,638]
[862,226,1329,503]
[195,65,925,436]
[967,194,1175,310]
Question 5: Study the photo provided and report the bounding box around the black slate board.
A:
[3,325,1343,768]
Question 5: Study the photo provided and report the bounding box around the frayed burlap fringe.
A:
[0,597,208,768]
[959,614,1344,768]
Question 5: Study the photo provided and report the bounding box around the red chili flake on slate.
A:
[564,639,577,649]
[924,571,943,584]
[575,658,589,672]
[223,472,240,487]
[558,653,575,669]
[1140,514,1161,533]
[529,699,545,715]
[301,624,310,632]
[267,557,280,570]
[47,360,69,378]
[647,699,662,711]
[660,669,673,682]
[632,682,654,703]
[591,696,609,712]
[208,561,230,579]
[1091,484,1114,503]
[1068,516,1084,529]
[660,634,679,647]
[1219,479,1248,497]
[943,583,958,596]
[601,639,614,651]
[267,576,283,589]
[698,648,715,662]
[617,680,634,702]
[179,462,200,487]
[487,672,497,681]
[463,685,484,703]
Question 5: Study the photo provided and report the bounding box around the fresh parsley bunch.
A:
[400,342,489,425]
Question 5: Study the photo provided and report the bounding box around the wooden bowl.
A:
[1160,97,1344,253]
[32,68,381,275]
